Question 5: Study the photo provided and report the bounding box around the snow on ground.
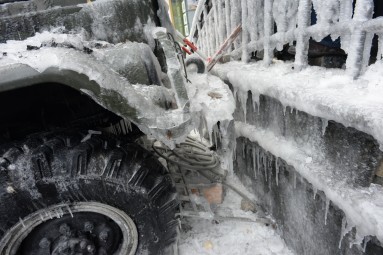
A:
[213,60,383,148]
[178,176,294,255]
[179,217,293,255]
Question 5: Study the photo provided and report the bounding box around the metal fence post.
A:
[294,0,311,71]
[346,0,374,79]
[263,0,274,65]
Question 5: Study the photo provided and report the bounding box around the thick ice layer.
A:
[187,72,236,141]
[213,61,383,148]
[235,121,383,245]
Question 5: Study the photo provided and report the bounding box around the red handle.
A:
[183,38,198,52]
[181,46,192,55]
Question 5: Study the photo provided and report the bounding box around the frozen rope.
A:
[153,137,258,211]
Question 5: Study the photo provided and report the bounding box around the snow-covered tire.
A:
[185,56,206,73]
[0,130,179,255]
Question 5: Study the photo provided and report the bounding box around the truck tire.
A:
[0,130,178,255]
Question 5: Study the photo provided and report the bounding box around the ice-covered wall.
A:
[213,61,383,254]
[235,137,383,255]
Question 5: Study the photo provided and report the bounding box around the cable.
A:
[153,137,258,209]
[167,32,191,83]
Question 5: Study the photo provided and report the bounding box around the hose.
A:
[153,137,258,210]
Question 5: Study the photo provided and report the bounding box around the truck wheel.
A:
[0,131,178,255]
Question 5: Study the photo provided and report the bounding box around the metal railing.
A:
[189,0,383,78]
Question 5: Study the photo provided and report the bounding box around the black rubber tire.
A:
[185,56,206,73]
[0,130,179,254]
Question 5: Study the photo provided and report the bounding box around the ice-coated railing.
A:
[189,0,383,78]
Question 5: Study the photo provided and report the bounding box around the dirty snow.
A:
[178,175,294,255]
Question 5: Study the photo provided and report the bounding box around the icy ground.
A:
[178,177,294,255]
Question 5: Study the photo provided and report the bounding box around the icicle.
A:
[257,147,260,175]
[339,0,353,53]
[293,171,297,189]
[212,0,220,50]
[218,0,226,51]
[230,0,241,49]
[263,0,274,65]
[19,217,26,228]
[290,107,294,114]
[225,0,231,46]
[234,87,239,100]
[252,145,257,179]
[363,236,371,252]
[321,118,328,136]
[241,0,249,62]
[67,205,73,218]
[219,120,235,176]
[248,0,257,43]
[263,155,267,182]
[283,105,287,116]
[313,187,317,199]
[339,217,347,249]
[294,0,311,70]
[251,92,260,114]
[339,217,353,249]
[238,90,248,123]
[213,124,219,146]
[377,33,383,61]
[349,228,366,249]
[205,117,214,146]
[324,198,330,225]
[127,119,132,132]
[198,119,205,142]
[233,138,237,161]
[275,157,279,186]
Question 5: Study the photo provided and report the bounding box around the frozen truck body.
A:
[0,0,192,254]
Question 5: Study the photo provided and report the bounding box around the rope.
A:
[153,137,258,209]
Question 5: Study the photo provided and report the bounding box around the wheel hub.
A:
[0,203,138,255]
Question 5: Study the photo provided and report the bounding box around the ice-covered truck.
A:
[0,0,206,254]
[2,0,383,254]
[188,0,383,254]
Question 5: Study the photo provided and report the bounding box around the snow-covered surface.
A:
[178,176,294,255]
[235,121,383,246]
[0,30,236,149]
[213,60,383,148]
